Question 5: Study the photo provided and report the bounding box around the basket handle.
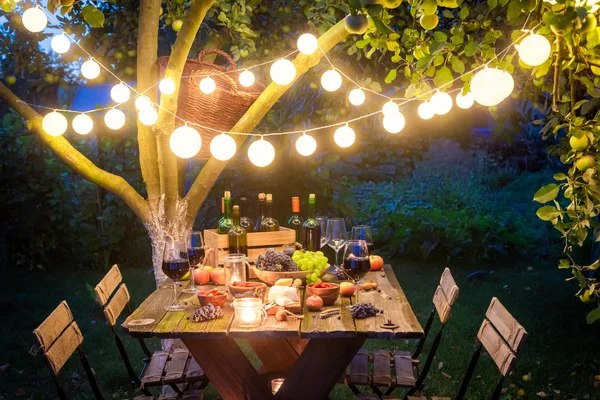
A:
[197,49,237,71]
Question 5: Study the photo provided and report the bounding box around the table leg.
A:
[275,337,366,400]
[182,337,274,400]
[248,338,309,374]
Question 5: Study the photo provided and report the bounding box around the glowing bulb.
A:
[456,92,474,109]
[50,34,70,54]
[383,112,405,134]
[42,111,68,137]
[170,126,202,159]
[295,133,317,156]
[297,33,319,55]
[138,106,158,126]
[417,102,435,120]
[110,83,131,103]
[500,70,514,99]
[81,59,100,80]
[470,67,509,107]
[248,137,275,167]
[270,59,296,85]
[72,113,93,135]
[321,69,343,92]
[334,125,356,148]
[430,91,453,115]
[517,34,551,66]
[199,77,216,94]
[349,88,365,106]
[104,109,126,130]
[159,78,176,95]
[210,133,237,161]
[23,7,47,33]
[135,95,152,111]
[382,101,399,117]
[239,70,255,87]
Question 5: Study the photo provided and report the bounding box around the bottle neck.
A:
[221,197,225,216]
[291,198,300,214]
[232,209,241,225]
[224,197,231,219]
[265,201,272,218]
[307,201,316,219]
[258,200,265,217]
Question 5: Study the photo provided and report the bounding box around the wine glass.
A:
[316,216,328,249]
[183,231,205,294]
[342,239,371,284]
[326,218,347,268]
[351,225,374,254]
[162,237,190,311]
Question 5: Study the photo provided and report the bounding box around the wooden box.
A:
[203,227,296,267]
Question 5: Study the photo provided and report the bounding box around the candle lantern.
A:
[222,253,250,291]
[232,298,263,327]
[271,378,285,394]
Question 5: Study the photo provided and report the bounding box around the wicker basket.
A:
[158,49,264,158]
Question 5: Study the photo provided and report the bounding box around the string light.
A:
[238,70,255,87]
[297,33,318,55]
[382,101,399,117]
[50,34,70,54]
[321,69,343,92]
[295,132,317,156]
[517,33,551,66]
[42,111,67,136]
[135,95,152,111]
[270,59,296,85]
[110,83,131,103]
[417,102,435,120]
[210,133,237,161]
[430,91,453,115]
[471,67,509,106]
[248,137,275,167]
[334,124,356,148]
[72,113,93,135]
[500,70,515,99]
[23,7,47,33]
[199,77,216,94]
[104,109,126,130]
[159,78,176,95]
[383,112,405,134]
[81,59,100,80]
[456,92,474,109]
[348,88,365,106]
[170,125,202,158]
[138,106,158,126]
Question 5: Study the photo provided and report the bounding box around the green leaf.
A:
[554,173,568,181]
[534,184,560,203]
[459,6,469,20]
[488,0,498,9]
[499,0,510,6]
[442,10,454,18]
[416,54,434,70]
[434,66,453,89]
[507,0,521,21]
[433,31,448,42]
[558,259,571,269]
[586,307,600,324]
[370,81,382,92]
[450,56,465,74]
[536,205,561,221]
[385,69,397,84]
[464,42,480,57]
[372,16,392,35]
[82,5,104,28]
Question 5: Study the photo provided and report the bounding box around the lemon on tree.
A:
[420,13,439,30]
[172,19,183,32]
[6,75,16,85]
[576,155,595,171]
[570,134,589,151]
[436,0,459,8]
[345,14,368,34]
[382,0,403,8]
[420,0,438,15]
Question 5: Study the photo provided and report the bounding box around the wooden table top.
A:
[122,265,423,340]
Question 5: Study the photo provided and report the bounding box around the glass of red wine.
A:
[351,225,374,254]
[342,240,371,285]
[183,231,205,294]
[162,237,190,311]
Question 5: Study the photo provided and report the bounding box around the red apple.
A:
[370,255,384,271]
[211,267,226,285]
[340,282,356,297]
[306,295,324,311]
[193,268,211,285]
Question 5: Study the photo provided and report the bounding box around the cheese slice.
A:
[274,278,293,286]
[267,286,298,303]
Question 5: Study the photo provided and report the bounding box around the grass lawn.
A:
[0,260,598,399]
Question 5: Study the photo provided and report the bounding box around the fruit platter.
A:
[251,248,329,286]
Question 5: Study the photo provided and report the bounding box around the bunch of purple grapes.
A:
[192,304,224,322]
[348,303,383,319]
[256,248,298,272]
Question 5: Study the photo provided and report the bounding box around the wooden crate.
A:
[203,227,296,267]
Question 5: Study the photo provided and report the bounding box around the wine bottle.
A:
[217,197,224,227]
[288,196,304,242]
[218,191,233,234]
[239,197,254,233]
[228,205,248,256]
[260,194,280,232]
[255,193,266,232]
[302,193,321,251]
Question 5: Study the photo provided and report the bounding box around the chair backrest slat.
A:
[486,297,527,352]
[103,284,131,326]
[440,267,459,305]
[477,319,516,376]
[433,285,452,323]
[94,264,123,306]
[34,301,74,350]
[45,321,84,375]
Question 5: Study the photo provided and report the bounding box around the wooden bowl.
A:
[306,283,340,306]
[197,290,227,307]
[228,282,267,301]
[251,265,329,286]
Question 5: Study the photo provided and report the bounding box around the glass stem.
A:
[173,281,178,306]
[335,248,340,268]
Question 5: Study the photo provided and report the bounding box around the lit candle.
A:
[271,378,285,394]
[233,298,263,327]
[240,308,256,323]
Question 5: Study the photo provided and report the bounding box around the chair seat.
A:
[344,348,418,391]
[141,349,205,387]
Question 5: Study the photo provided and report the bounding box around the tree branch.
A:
[183,19,350,225]
[0,82,149,224]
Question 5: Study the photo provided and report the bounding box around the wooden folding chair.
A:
[33,301,203,400]
[94,265,207,396]
[344,268,460,398]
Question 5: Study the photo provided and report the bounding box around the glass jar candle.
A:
[222,253,249,291]
[271,378,285,394]
[232,298,263,327]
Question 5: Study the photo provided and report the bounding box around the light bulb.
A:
[110,83,131,103]
[51,34,70,54]
[383,112,406,134]
[500,70,515,99]
[159,78,176,95]
[382,101,399,116]
[517,34,551,67]
[470,67,509,107]
[248,137,275,167]
[349,88,365,106]
[72,113,93,135]
[295,133,317,156]
[239,70,255,87]
[334,125,356,148]
[42,111,68,137]
[430,91,453,115]
[23,7,47,33]
[297,33,318,55]
[210,133,237,161]
[321,69,343,92]
[81,59,100,80]
[199,77,216,94]
[456,92,474,109]
[170,126,202,159]
[138,106,158,126]
[135,95,152,111]
[417,102,435,120]
[270,59,296,86]
[104,109,126,130]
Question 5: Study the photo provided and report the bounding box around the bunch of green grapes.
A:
[291,250,329,284]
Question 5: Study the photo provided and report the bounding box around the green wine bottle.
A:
[239,197,254,233]
[218,191,233,234]
[287,196,304,242]
[302,193,321,251]
[260,194,280,232]
[228,205,248,256]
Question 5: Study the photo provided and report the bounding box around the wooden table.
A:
[122,265,423,400]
